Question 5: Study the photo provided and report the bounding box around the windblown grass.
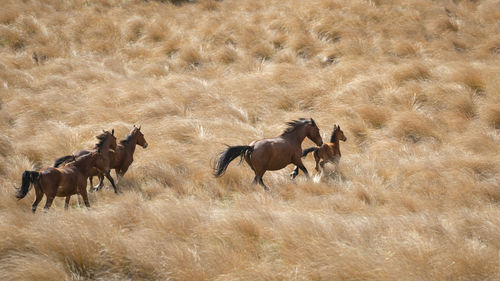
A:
[1,0,499,280]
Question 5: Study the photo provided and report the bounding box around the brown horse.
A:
[301,124,346,173]
[93,125,148,191]
[53,130,119,193]
[213,118,323,190]
[16,151,107,213]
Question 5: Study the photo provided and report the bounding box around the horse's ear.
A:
[138,125,141,130]
[133,124,136,128]
[330,125,337,143]
[102,130,106,133]
[310,118,316,126]
[112,129,114,135]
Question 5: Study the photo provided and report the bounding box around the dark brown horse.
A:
[213,118,323,190]
[53,130,118,193]
[16,151,107,213]
[93,125,148,191]
[301,124,346,173]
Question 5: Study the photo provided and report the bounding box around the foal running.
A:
[16,151,106,212]
[213,118,323,190]
[301,124,346,173]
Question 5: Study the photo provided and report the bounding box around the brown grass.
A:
[1,0,499,280]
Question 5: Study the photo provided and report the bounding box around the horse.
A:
[93,125,148,191]
[16,151,107,213]
[301,124,346,173]
[213,118,323,190]
[53,130,119,193]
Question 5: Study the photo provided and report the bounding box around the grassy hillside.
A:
[1,0,499,280]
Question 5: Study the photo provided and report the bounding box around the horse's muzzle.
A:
[143,143,148,148]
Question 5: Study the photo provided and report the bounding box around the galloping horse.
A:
[16,151,107,212]
[213,118,323,190]
[301,124,346,173]
[93,125,148,191]
[53,130,119,193]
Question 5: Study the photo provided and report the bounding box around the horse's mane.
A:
[120,130,135,145]
[94,131,110,149]
[281,118,314,136]
[330,126,337,143]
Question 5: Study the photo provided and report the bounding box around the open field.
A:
[1,0,499,280]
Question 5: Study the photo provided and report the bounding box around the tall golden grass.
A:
[1,0,499,280]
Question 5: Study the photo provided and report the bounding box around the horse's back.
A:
[320,143,340,163]
[73,149,93,157]
[249,137,297,171]
[39,167,64,189]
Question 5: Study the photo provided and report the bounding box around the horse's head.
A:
[307,118,323,146]
[331,125,347,142]
[132,125,148,149]
[97,129,117,150]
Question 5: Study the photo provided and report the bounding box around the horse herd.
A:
[16,119,346,212]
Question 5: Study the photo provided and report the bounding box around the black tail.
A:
[53,155,74,167]
[16,171,39,199]
[213,145,253,177]
[302,147,318,157]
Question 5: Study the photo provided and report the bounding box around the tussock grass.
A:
[1,0,499,280]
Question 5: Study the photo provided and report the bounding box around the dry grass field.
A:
[1,0,500,280]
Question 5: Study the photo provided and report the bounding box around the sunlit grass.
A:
[1,0,499,280]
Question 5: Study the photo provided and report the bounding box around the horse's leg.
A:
[290,166,300,179]
[32,186,43,213]
[95,170,107,191]
[292,157,310,179]
[252,176,258,185]
[64,196,71,210]
[319,160,325,172]
[89,176,95,192]
[314,151,321,172]
[117,166,128,181]
[43,195,55,212]
[104,170,118,194]
[80,188,91,210]
[115,173,122,186]
[257,176,269,191]
[94,174,104,191]
[254,169,269,191]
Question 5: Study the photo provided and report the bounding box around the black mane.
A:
[281,118,314,136]
[94,131,110,149]
[330,126,336,143]
[120,130,134,145]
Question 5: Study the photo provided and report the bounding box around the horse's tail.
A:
[53,155,74,167]
[302,147,318,157]
[213,145,253,177]
[16,171,39,199]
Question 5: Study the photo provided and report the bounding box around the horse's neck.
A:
[283,126,307,145]
[333,137,341,156]
[122,135,138,155]
[100,140,114,155]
